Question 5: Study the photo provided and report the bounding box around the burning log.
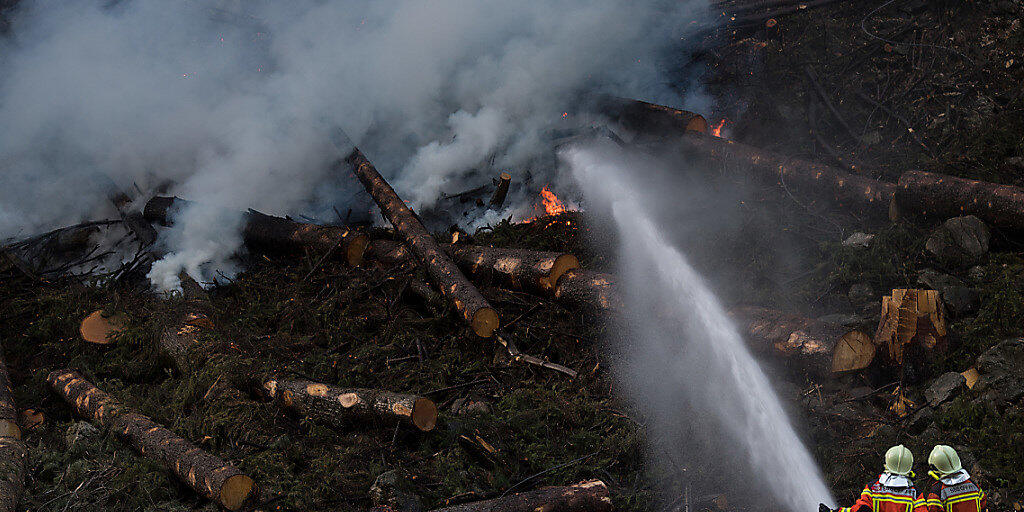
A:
[730,306,874,376]
[489,172,512,209]
[367,240,580,296]
[336,136,499,337]
[143,196,368,266]
[874,289,946,364]
[261,379,438,432]
[0,346,26,512]
[553,270,624,311]
[895,170,1024,233]
[47,370,255,510]
[427,480,612,512]
[594,96,709,136]
[677,133,895,219]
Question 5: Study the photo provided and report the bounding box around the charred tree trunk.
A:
[340,142,499,337]
[594,96,709,136]
[489,172,512,208]
[47,370,255,511]
[896,170,1024,233]
[428,480,612,512]
[144,196,368,266]
[553,270,624,312]
[368,240,579,296]
[677,133,895,219]
[730,306,874,376]
[0,346,25,512]
[262,379,438,432]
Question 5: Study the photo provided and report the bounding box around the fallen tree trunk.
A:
[47,370,255,510]
[730,306,874,376]
[143,196,368,266]
[896,170,1024,233]
[594,96,709,136]
[160,311,216,374]
[368,240,580,296]
[0,346,25,512]
[428,480,612,512]
[677,133,895,219]
[336,136,499,337]
[262,379,438,432]
[553,270,624,311]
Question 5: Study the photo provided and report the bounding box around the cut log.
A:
[336,137,499,337]
[874,289,946,364]
[677,133,895,218]
[79,310,127,345]
[489,172,512,208]
[143,196,368,266]
[0,345,26,512]
[428,480,612,512]
[262,379,438,432]
[368,240,580,296]
[553,270,624,311]
[160,311,216,374]
[594,96,709,136]
[47,370,255,511]
[730,306,874,376]
[896,170,1024,233]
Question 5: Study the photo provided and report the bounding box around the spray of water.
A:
[565,144,834,511]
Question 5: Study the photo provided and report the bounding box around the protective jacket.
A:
[840,473,926,512]
[924,470,986,512]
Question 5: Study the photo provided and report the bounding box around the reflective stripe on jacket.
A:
[925,472,986,512]
[840,474,927,512]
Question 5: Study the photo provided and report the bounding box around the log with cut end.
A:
[677,133,895,218]
[594,96,709,136]
[160,311,216,374]
[730,306,874,376]
[896,170,1024,233]
[47,370,255,510]
[368,240,580,296]
[339,140,498,337]
[874,289,946,364]
[553,270,624,311]
[143,196,368,266]
[0,345,25,512]
[428,480,612,512]
[489,172,512,208]
[262,379,438,432]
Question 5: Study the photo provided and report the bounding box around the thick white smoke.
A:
[0,0,707,290]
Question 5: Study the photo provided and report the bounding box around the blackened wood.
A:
[428,480,612,512]
[489,172,512,208]
[47,370,255,510]
[595,96,709,136]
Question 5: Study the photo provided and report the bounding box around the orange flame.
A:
[539,186,566,216]
[710,118,727,137]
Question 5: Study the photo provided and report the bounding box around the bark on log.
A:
[595,96,709,136]
[553,270,624,311]
[0,345,25,512]
[489,172,512,208]
[368,240,580,296]
[896,170,1024,233]
[160,311,216,374]
[428,480,612,512]
[47,370,255,511]
[341,143,499,337]
[677,133,895,218]
[730,306,874,376]
[143,196,368,266]
[262,379,438,432]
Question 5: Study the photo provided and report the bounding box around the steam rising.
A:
[0,0,705,290]
[566,144,834,511]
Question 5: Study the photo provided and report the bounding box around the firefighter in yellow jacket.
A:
[822,445,927,512]
[923,445,986,512]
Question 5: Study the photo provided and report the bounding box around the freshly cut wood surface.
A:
[874,289,946,363]
[553,270,624,311]
[427,480,612,512]
[263,379,438,432]
[47,370,255,511]
[342,144,498,337]
[79,310,126,345]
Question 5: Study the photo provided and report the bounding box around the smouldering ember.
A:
[522,185,575,224]
[710,118,727,137]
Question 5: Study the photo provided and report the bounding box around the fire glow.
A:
[522,185,574,224]
[710,118,727,137]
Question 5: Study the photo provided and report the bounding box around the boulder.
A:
[450,396,492,416]
[925,372,966,406]
[925,216,990,268]
[842,232,875,248]
[369,469,423,512]
[917,269,980,316]
[974,339,1024,409]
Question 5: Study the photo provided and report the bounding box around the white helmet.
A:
[884,445,914,476]
[928,445,963,476]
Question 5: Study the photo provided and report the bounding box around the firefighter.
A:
[924,445,987,512]
[821,445,926,512]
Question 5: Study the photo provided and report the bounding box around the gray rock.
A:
[974,339,1024,407]
[967,266,986,282]
[926,216,990,268]
[925,372,966,406]
[848,283,874,304]
[842,232,875,248]
[369,470,423,512]
[916,269,980,316]
[450,396,492,416]
[908,406,935,434]
[64,421,100,449]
